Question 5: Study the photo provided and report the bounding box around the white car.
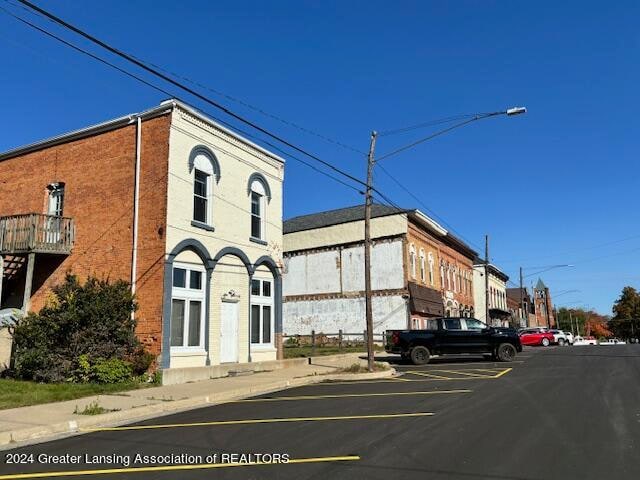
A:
[547,329,571,346]
[573,336,598,346]
[599,338,626,345]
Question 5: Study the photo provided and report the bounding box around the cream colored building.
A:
[472,262,510,326]
[163,101,285,370]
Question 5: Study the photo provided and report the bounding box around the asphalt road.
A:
[2,345,640,480]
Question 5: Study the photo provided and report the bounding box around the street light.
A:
[363,106,526,371]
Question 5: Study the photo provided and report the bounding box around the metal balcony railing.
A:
[0,213,75,254]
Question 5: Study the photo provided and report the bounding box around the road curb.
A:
[0,368,395,450]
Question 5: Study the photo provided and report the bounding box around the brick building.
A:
[281,205,477,335]
[0,100,284,382]
[506,287,536,328]
[533,278,555,328]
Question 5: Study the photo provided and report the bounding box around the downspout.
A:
[131,116,142,314]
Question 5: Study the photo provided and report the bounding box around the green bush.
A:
[10,274,151,383]
[91,358,133,384]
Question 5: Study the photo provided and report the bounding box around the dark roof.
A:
[507,287,531,301]
[283,204,408,234]
[441,232,478,260]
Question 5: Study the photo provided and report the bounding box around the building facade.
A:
[0,100,284,378]
[282,205,477,336]
[506,287,536,328]
[533,278,555,328]
[472,261,511,327]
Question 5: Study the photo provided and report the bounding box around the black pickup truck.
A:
[385,317,522,365]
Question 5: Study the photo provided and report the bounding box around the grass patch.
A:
[338,362,390,373]
[73,400,120,416]
[0,378,148,410]
[283,345,383,359]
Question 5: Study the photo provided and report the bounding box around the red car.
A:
[519,328,555,347]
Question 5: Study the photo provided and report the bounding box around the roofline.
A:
[166,100,285,164]
[0,99,285,164]
[408,209,448,236]
[284,209,410,235]
[473,262,509,282]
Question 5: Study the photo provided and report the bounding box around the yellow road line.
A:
[405,371,454,380]
[0,455,361,480]
[463,368,505,374]
[81,412,435,432]
[428,369,495,378]
[493,367,513,378]
[239,389,471,402]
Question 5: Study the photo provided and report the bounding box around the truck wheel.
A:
[541,338,550,347]
[497,343,517,362]
[410,346,431,365]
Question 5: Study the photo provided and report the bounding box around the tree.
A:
[610,286,640,339]
[10,274,153,383]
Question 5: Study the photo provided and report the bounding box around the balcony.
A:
[0,213,75,255]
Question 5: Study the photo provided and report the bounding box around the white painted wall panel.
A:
[283,295,408,335]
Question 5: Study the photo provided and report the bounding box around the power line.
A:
[376,113,503,163]
[375,162,484,253]
[9,0,365,156]
[378,114,486,137]
[0,4,366,197]
[15,0,369,191]
[5,0,485,251]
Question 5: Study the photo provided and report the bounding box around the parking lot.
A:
[2,345,640,480]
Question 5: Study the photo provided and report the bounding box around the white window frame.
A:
[428,252,434,286]
[419,249,426,282]
[193,168,213,225]
[170,262,206,352]
[250,189,265,240]
[409,244,416,279]
[250,277,274,349]
[191,150,216,226]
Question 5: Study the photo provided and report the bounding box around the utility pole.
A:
[485,235,490,326]
[364,131,377,373]
[569,310,574,335]
[519,267,526,327]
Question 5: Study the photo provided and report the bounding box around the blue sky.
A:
[1,0,638,314]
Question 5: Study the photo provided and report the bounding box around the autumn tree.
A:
[610,286,640,339]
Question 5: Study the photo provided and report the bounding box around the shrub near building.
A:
[9,275,153,383]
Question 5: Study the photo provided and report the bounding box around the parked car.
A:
[518,328,555,347]
[548,329,571,346]
[573,336,598,346]
[599,338,626,345]
[385,317,522,365]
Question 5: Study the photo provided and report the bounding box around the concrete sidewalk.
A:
[0,353,393,449]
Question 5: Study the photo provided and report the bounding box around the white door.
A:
[220,300,239,363]
[46,187,64,243]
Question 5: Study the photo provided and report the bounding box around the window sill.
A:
[250,345,276,352]
[249,237,268,246]
[170,348,207,357]
[191,220,215,232]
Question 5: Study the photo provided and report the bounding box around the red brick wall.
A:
[0,114,171,357]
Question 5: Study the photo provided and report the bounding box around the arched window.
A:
[451,266,457,292]
[247,173,271,242]
[428,252,434,286]
[419,249,426,282]
[409,244,416,279]
[440,262,445,288]
[189,146,220,227]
